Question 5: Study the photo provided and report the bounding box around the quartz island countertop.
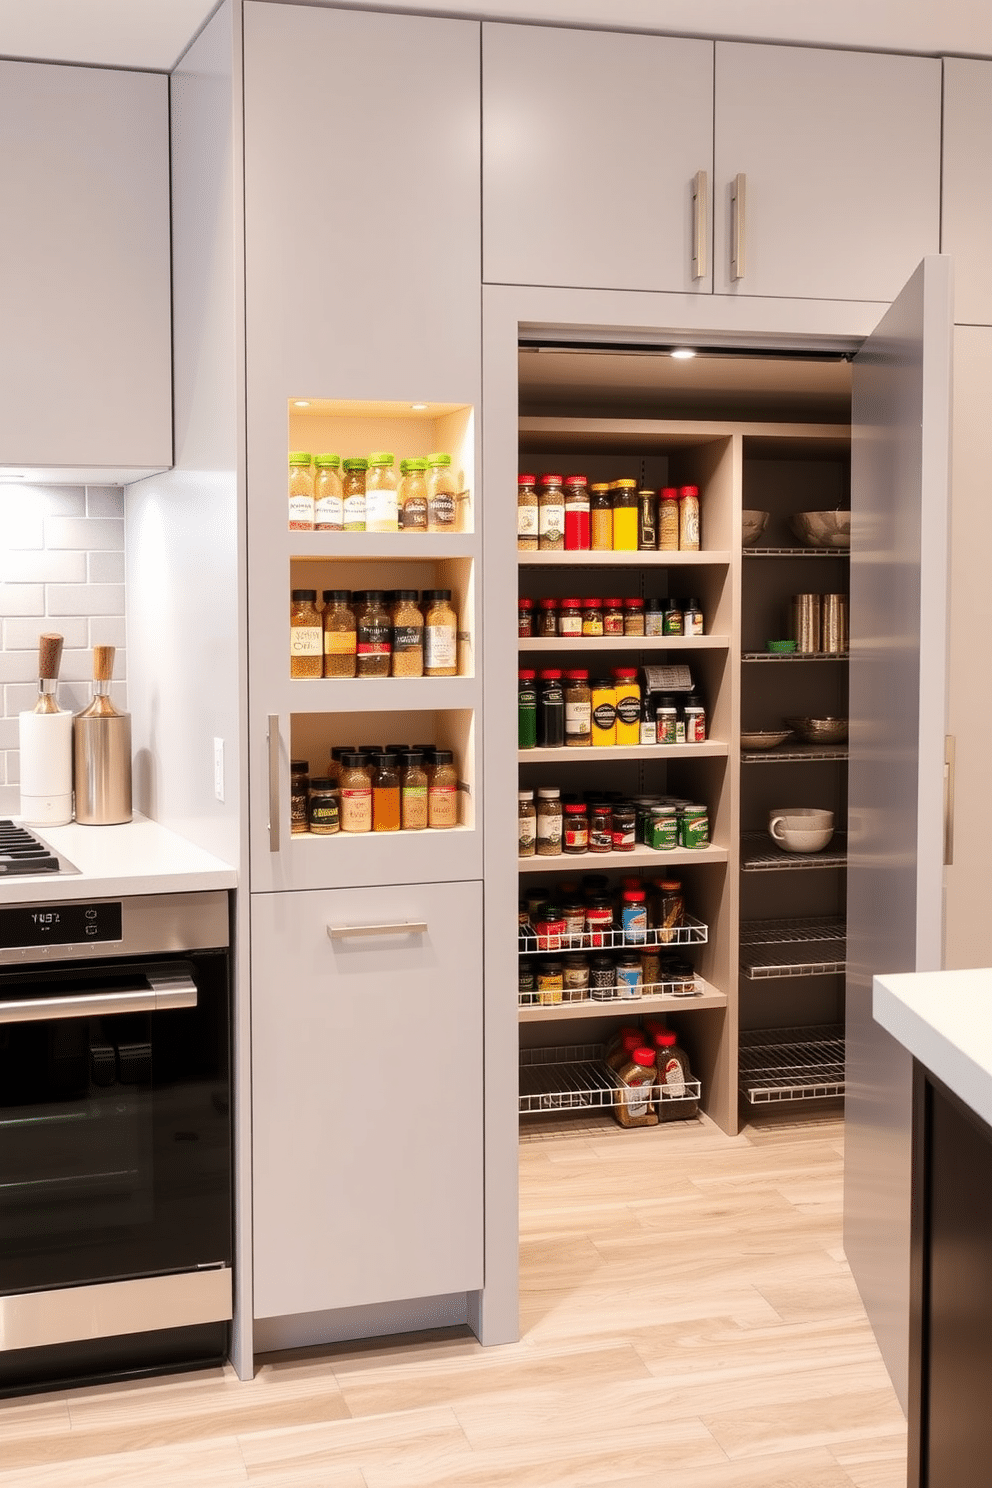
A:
[0,814,237,904]
[873,967,992,1128]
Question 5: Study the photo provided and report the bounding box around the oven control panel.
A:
[0,901,123,951]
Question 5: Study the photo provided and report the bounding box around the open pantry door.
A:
[844,256,953,1412]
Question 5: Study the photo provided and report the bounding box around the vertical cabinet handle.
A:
[730,172,747,281]
[691,169,708,281]
[944,734,956,868]
[267,714,280,854]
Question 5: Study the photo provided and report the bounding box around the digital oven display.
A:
[0,902,123,949]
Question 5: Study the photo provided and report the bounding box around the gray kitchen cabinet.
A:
[0,59,171,473]
[713,43,941,303]
[941,58,992,327]
[482,24,714,294]
[251,881,484,1322]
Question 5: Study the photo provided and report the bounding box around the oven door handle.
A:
[0,972,198,1025]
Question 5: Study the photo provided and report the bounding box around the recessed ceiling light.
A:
[670,348,697,360]
[410,402,429,411]
[293,399,311,408]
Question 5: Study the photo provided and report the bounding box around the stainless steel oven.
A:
[0,890,232,1394]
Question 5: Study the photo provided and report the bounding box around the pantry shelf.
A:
[741,651,849,663]
[741,743,849,763]
[738,1025,845,1104]
[742,547,850,559]
[519,635,730,652]
[518,1044,702,1115]
[739,916,846,979]
[518,742,729,763]
[518,843,728,875]
[740,833,847,871]
[290,533,477,559]
[519,550,731,568]
[519,918,708,953]
[519,976,726,1021]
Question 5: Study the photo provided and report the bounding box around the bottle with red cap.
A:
[538,474,565,551]
[564,475,591,550]
[679,485,700,550]
[614,1047,660,1127]
[654,1030,698,1120]
[517,474,538,551]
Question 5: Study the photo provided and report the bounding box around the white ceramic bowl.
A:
[742,510,769,547]
[767,807,834,830]
[769,818,835,854]
[789,510,851,548]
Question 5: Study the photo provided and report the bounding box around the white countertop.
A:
[874,967,992,1129]
[0,814,237,904]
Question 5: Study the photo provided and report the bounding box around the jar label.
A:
[657,711,677,744]
[343,494,366,528]
[428,784,458,828]
[425,624,457,669]
[645,614,665,636]
[393,624,423,653]
[564,825,588,850]
[403,497,428,528]
[314,496,343,528]
[538,503,564,540]
[685,612,703,635]
[640,719,657,745]
[622,1081,650,1115]
[357,621,391,655]
[517,505,539,537]
[604,614,625,636]
[519,816,536,848]
[324,631,356,655]
[365,489,399,531]
[402,785,428,830]
[592,702,617,730]
[288,495,314,529]
[681,504,700,548]
[685,709,706,743]
[290,626,322,656]
[565,701,591,734]
[616,695,641,727]
[616,965,643,998]
[340,789,372,832]
[559,615,582,636]
[663,1055,686,1097]
[429,491,456,527]
[582,618,604,636]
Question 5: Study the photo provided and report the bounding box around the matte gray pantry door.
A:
[482,24,713,293]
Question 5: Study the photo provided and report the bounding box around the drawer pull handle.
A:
[328,921,428,942]
[691,169,708,280]
[730,171,746,281]
[267,714,280,854]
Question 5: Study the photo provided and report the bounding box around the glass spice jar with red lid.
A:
[538,597,559,637]
[564,475,591,551]
[518,596,535,638]
[623,596,646,636]
[563,801,590,854]
[582,598,604,637]
[558,597,583,637]
[603,597,625,636]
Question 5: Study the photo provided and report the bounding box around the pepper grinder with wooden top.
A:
[73,645,132,825]
[19,632,73,825]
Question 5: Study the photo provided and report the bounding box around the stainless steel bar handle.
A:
[0,973,198,1025]
[328,922,428,942]
[691,169,708,280]
[267,713,280,854]
[944,734,956,868]
[730,172,746,281]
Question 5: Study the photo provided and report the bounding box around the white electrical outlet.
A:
[213,738,225,802]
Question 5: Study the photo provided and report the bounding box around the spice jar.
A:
[290,589,323,678]
[655,695,678,744]
[371,752,401,831]
[612,668,641,746]
[591,678,617,747]
[536,786,562,856]
[423,590,458,676]
[638,489,657,550]
[338,752,372,833]
[538,597,559,637]
[538,474,565,551]
[658,487,679,550]
[391,591,424,677]
[288,452,314,531]
[291,759,310,835]
[683,597,703,636]
[589,803,613,853]
[518,669,537,749]
[426,453,458,532]
[564,475,590,551]
[307,775,340,835]
[663,599,684,636]
[679,803,709,849]
[612,805,637,852]
[322,590,357,678]
[562,900,586,940]
[534,906,566,951]
[354,590,392,677]
[679,484,700,550]
[654,879,685,941]
[563,669,592,747]
[537,958,564,1006]
[616,951,644,998]
[582,598,604,637]
[563,801,589,854]
[644,598,666,636]
[537,669,565,748]
[311,453,345,530]
[517,474,539,551]
[684,692,707,743]
[558,597,583,638]
[563,953,590,1002]
[603,597,625,637]
[400,457,429,531]
[427,750,459,828]
[590,483,613,551]
[365,452,399,532]
[518,788,536,857]
[585,897,614,947]
[400,750,428,830]
[621,887,648,943]
[590,953,616,1000]
[623,597,646,636]
[612,479,639,551]
[518,596,535,638]
[341,457,368,531]
[519,962,536,1004]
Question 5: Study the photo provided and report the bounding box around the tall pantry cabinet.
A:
[240,2,508,1351]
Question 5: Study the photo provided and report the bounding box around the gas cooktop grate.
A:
[0,821,63,875]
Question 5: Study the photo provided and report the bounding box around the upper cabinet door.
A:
[942,59,992,327]
[713,44,941,303]
[482,24,714,293]
[243,2,480,403]
[0,61,172,473]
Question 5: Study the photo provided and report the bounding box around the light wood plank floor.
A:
[0,1111,908,1487]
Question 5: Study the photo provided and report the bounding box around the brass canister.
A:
[791,593,822,654]
[821,593,849,654]
[73,646,133,825]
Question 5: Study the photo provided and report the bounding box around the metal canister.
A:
[791,593,822,654]
[73,646,132,825]
[822,593,849,654]
[679,804,710,850]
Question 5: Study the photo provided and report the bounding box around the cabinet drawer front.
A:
[251,881,484,1319]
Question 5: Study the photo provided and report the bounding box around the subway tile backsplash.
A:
[0,484,127,812]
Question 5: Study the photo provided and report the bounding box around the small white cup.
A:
[769,815,834,853]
